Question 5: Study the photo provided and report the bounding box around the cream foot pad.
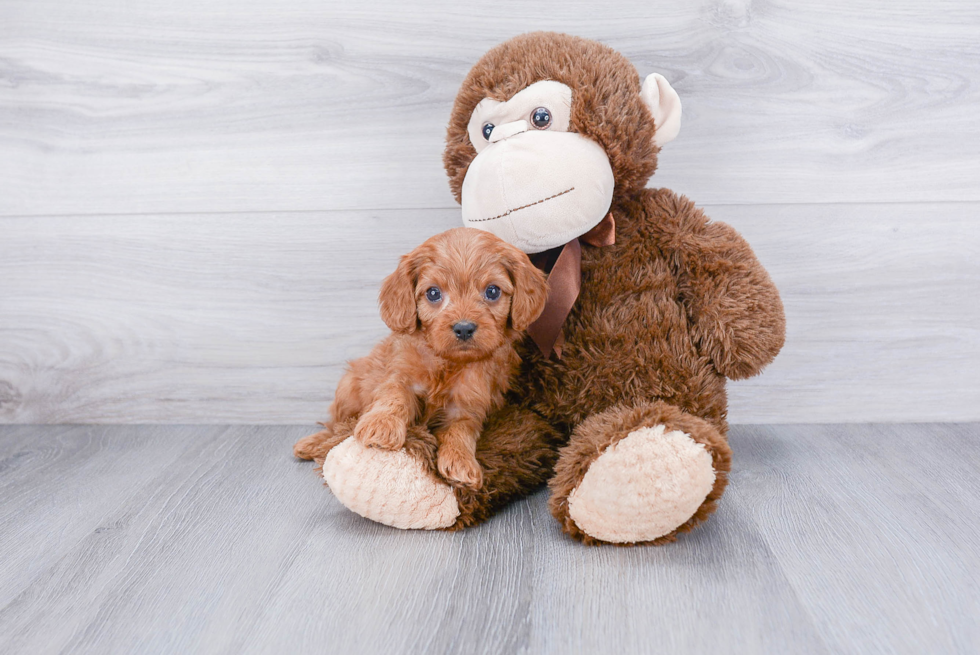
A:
[567,425,716,543]
[322,437,459,530]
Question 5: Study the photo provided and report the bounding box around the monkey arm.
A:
[638,190,786,380]
[679,220,785,380]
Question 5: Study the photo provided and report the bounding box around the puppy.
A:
[294,227,548,489]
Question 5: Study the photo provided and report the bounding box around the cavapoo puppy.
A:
[294,227,548,489]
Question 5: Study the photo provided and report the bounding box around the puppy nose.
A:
[452,321,477,341]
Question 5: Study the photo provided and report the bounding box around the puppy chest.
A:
[411,373,467,426]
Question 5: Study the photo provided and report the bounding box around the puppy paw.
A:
[437,446,484,490]
[293,433,325,460]
[354,411,407,451]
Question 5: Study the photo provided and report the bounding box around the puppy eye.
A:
[530,107,551,129]
[484,285,501,301]
[482,123,494,141]
[425,287,442,303]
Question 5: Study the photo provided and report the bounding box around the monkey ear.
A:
[378,253,419,333]
[504,248,549,333]
[641,73,682,148]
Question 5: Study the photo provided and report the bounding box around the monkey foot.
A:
[566,425,717,544]
[322,437,460,530]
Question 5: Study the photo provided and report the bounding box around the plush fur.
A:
[447,34,783,544]
[306,33,785,545]
[294,227,547,489]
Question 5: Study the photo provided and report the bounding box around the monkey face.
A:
[446,34,684,256]
[460,81,615,254]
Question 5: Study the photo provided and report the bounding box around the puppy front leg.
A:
[436,416,483,490]
[354,380,416,451]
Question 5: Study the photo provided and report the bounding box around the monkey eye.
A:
[425,287,442,303]
[530,107,551,129]
[484,285,501,301]
[482,123,495,140]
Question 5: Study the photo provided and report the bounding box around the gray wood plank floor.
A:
[1,424,977,654]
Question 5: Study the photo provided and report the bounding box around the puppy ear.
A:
[503,245,549,332]
[378,252,419,333]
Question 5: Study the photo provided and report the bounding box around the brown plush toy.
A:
[296,32,785,545]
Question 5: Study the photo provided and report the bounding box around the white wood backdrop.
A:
[1,0,978,423]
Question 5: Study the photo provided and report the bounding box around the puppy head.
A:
[379,227,548,361]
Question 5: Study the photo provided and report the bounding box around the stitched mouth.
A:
[468,187,574,223]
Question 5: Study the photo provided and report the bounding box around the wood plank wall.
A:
[1,0,978,423]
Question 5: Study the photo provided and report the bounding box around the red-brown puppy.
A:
[294,227,547,489]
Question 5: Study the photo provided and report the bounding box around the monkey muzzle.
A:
[460,127,615,254]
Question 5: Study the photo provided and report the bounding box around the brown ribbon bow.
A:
[527,212,616,358]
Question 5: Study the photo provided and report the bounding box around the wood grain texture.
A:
[0,209,456,423]
[732,423,980,654]
[0,425,218,610]
[1,424,977,654]
[2,0,979,216]
[2,1,979,423]
[2,203,977,424]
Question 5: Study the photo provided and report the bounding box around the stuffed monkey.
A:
[296,32,785,545]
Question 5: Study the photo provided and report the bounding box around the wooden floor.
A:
[1,424,977,654]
